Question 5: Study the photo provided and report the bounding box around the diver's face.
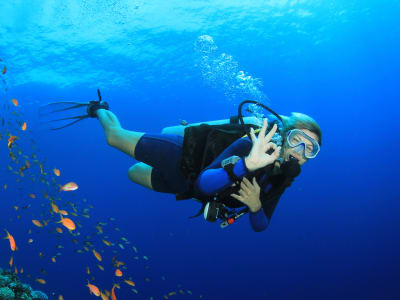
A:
[282,129,319,166]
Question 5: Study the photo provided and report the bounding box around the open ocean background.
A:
[0,0,399,299]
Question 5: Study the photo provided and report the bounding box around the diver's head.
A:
[278,112,322,166]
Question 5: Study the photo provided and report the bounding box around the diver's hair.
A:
[279,112,322,147]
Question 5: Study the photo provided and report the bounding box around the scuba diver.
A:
[41,90,322,232]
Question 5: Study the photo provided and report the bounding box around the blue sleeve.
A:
[194,138,252,195]
[249,209,269,232]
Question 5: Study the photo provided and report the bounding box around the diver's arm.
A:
[249,209,269,232]
[195,157,250,195]
[194,138,253,195]
[161,116,260,136]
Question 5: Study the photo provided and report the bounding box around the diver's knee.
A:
[128,163,153,190]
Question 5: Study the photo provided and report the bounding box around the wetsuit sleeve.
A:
[194,138,252,195]
[249,209,269,232]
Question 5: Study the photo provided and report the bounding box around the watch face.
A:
[221,155,241,168]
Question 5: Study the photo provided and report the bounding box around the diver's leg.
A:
[96,109,144,158]
[128,163,154,190]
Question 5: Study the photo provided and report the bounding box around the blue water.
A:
[0,0,399,299]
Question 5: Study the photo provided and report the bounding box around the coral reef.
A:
[0,268,47,300]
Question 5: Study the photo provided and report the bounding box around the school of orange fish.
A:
[0,59,202,299]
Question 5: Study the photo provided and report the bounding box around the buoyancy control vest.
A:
[175,119,300,223]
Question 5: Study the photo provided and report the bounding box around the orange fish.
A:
[51,257,56,263]
[58,295,64,300]
[102,239,112,246]
[21,122,27,131]
[55,227,63,234]
[100,292,109,300]
[86,266,90,275]
[51,203,59,213]
[93,249,102,261]
[111,284,119,300]
[124,280,135,287]
[58,216,76,231]
[115,269,123,277]
[20,268,23,274]
[53,168,60,176]
[32,220,43,227]
[4,230,16,251]
[29,193,36,199]
[9,256,13,267]
[60,182,78,192]
[58,210,68,216]
[11,98,18,106]
[7,135,18,148]
[35,278,46,284]
[14,266,18,274]
[87,281,101,296]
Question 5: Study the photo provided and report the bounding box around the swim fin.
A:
[39,89,108,130]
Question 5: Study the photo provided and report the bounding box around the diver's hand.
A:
[231,177,262,212]
[244,119,281,172]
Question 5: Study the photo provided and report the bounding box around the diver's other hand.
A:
[87,100,109,118]
[244,118,281,172]
[230,177,262,212]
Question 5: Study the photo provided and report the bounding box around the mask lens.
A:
[287,130,319,159]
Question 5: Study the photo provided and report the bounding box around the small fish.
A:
[35,278,46,284]
[180,119,188,126]
[55,227,63,234]
[53,168,60,176]
[2,66,6,74]
[29,193,36,199]
[11,98,18,106]
[58,216,76,230]
[124,280,135,287]
[58,210,68,216]
[93,249,102,261]
[7,135,18,148]
[100,292,109,300]
[51,257,56,263]
[51,203,59,213]
[86,266,90,275]
[9,256,13,267]
[115,269,123,277]
[58,295,64,300]
[21,122,27,131]
[60,182,78,192]
[87,281,101,296]
[111,284,119,300]
[32,220,43,227]
[102,239,112,246]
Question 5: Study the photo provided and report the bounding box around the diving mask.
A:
[286,129,320,159]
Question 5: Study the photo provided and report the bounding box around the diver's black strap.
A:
[223,163,241,184]
[230,115,239,124]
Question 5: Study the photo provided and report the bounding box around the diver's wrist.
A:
[244,156,258,172]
